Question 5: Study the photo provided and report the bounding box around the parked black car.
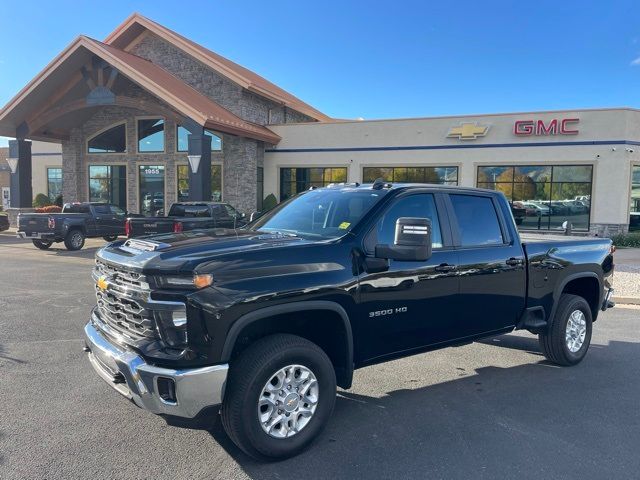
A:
[125,201,247,238]
[84,182,614,460]
[17,202,128,250]
[0,213,9,232]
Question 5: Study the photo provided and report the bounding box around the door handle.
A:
[434,263,457,272]
[506,257,524,266]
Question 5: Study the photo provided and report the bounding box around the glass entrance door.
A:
[139,165,165,216]
[631,165,640,231]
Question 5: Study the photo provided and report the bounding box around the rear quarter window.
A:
[449,194,504,247]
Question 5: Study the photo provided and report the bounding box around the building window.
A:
[257,167,264,211]
[631,165,640,231]
[176,126,222,152]
[138,118,165,152]
[477,165,593,231]
[279,167,347,201]
[47,168,62,200]
[362,166,458,184]
[89,165,127,209]
[176,164,223,202]
[88,123,126,153]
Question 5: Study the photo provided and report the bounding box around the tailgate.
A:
[18,215,52,234]
[130,218,175,237]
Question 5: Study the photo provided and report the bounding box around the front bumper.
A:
[83,319,228,418]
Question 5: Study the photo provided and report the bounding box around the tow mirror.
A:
[375,217,432,262]
[250,211,263,222]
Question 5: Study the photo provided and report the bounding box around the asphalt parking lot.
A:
[1,233,639,480]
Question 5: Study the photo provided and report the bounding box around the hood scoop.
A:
[120,238,170,254]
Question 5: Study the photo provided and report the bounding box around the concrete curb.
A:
[612,296,640,306]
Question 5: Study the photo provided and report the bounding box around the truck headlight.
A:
[157,274,213,289]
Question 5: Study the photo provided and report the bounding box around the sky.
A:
[1,0,640,147]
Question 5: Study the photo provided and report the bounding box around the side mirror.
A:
[240,212,246,219]
[375,217,432,262]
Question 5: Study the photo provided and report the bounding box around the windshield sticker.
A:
[338,222,351,229]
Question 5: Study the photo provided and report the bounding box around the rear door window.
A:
[93,204,111,215]
[449,194,504,246]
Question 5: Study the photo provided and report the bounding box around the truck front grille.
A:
[95,287,157,340]
[95,260,149,290]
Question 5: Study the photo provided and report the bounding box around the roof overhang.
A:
[0,35,281,144]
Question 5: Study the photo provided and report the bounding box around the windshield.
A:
[250,188,384,239]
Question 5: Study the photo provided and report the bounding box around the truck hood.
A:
[97,228,313,274]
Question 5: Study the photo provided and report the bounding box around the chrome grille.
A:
[95,260,149,290]
[95,287,157,340]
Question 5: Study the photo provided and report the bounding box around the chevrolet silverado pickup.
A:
[125,201,247,237]
[18,202,129,250]
[83,181,615,460]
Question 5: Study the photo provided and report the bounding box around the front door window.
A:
[139,165,165,216]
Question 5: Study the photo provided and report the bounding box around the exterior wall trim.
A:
[266,139,640,154]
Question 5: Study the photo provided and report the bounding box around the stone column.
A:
[187,131,212,202]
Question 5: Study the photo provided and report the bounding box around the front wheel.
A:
[221,334,336,460]
[64,230,85,251]
[539,294,593,366]
[32,239,52,250]
[103,235,118,242]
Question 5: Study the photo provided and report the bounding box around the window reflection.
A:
[477,165,592,231]
[362,166,458,185]
[176,126,222,152]
[138,119,165,152]
[88,124,126,153]
[280,167,348,201]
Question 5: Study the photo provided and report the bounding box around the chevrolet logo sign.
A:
[97,276,108,291]
[447,122,489,140]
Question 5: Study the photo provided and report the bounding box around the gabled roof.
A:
[105,13,331,122]
[0,36,281,143]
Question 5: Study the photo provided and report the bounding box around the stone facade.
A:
[590,223,629,237]
[59,32,316,214]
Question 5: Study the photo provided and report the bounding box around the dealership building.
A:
[1,13,639,235]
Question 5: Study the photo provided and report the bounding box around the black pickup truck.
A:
[17,202,127,250]
[125,202,247,237]
[83,182,614,460]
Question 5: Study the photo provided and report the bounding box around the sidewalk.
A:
[613,248,640,305]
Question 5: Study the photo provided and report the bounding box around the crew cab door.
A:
[445,192,526,336]
[92,204,122,236]
[356,192,459,362]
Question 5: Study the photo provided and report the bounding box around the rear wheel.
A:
[64,230,85,251]
[32,239,52,250]
[102,235,118,242]
[539,294,592,366]
[221,334,336,460]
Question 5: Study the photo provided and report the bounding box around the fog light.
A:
[172,310,187,327]
[157,377,177,404]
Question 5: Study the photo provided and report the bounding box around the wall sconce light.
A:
[6,157,18,174]
[187,155,201,174]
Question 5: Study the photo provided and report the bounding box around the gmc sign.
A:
[514,118,579,136]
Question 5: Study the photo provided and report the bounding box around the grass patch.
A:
[612,232,640,248]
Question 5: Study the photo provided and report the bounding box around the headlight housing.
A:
[156,273,214,290]
[155,306,188,348]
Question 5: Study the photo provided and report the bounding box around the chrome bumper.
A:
[84,319,228,418]
[17,231,53,240]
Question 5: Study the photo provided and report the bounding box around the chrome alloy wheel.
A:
[565,309,587,353]
[71,232,83,248]
[258,364,319,439]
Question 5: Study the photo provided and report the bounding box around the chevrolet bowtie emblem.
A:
[447,122,489,140]
[97,276,108,291]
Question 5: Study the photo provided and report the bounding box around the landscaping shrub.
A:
[33,193,52,208]
[35,205,62,213]
[54,194,63,207]
[612,232,640,248]
[262,193,277,212]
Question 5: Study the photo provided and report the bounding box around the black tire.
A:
[221,334,336,460]
[539,294,592,366]
[103,235,118,242]
[64,229,85,251]
[32,239,52,250]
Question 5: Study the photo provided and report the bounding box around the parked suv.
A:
[84,182,614,460]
